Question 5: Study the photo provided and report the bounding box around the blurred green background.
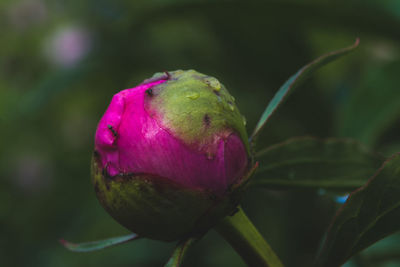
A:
[2,1,400,266]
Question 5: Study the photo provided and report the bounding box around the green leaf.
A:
[60,233,139,252]
[251,137,384,191]
[250,39,359,141]
[315,153,400,267]
[336,60,400,147]
[164,237,196,267]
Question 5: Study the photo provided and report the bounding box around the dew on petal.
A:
[205,77,221,91]
[185,91,200,100]
[228,102,235,111]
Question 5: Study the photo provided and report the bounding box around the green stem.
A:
[215,206,284,267]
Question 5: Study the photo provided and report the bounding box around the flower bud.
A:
[92,70,251,241]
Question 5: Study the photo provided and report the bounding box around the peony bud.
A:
[92,70,251,241]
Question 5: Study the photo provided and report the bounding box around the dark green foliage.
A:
[3,1,400,266]
[337,61,400,147]
[316,154,400,267]
[251,39,359,140]
[252,137,384,191]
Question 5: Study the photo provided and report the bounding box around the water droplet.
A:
[242,116,247,126]
[206,77,221,91]
[185,92,199,100]
[228,102,235,111]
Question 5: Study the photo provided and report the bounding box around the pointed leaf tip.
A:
[60,233,139,252]
[250,39,360,142]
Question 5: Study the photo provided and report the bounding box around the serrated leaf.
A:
[250,39,359,141]
[164,238,196,267]
[315,153,400,267]
[251,137,384,191]
[60,233,139,252]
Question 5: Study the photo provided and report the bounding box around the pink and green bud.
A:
[92,70,251,241]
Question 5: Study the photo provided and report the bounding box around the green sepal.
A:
[92,155,251,241]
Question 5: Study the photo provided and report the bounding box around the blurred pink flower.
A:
[45,26,91,67]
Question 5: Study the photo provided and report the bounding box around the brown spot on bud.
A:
[102,163,113,191]
[107,125,118,137]
[113,172,136,182]
[102,167,107,177]
[203,114,211,127]
[145,89,154,97]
